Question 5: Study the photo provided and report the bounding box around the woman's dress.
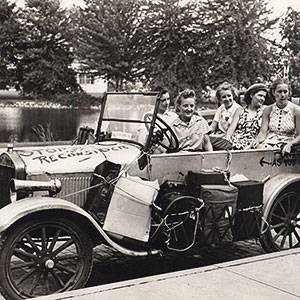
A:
[262,102,295,149]
[231,107,263,150]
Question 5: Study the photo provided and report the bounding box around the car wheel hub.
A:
[44,259,55,269]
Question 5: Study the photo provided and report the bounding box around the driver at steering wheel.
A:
[171,89,213,152]
[155,87,178,123]
[137,87,178,144]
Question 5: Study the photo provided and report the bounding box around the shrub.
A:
[50,92,103,108]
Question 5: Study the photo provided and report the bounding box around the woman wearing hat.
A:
[224,83,267,149]
[256,78,300,154]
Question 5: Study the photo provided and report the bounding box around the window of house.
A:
[79,73,94,85]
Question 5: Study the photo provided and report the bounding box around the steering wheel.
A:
[143,113,179,152]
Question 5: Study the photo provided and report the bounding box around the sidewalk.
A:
[36,248,300,300]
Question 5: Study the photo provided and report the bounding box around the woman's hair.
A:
[175,89,196,112]
[157,87,169,100]
[244,83,267,105]
[215,82,238,103]
[269,78,291,101]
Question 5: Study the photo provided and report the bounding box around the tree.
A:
[0,0,21,89]
[15,0,80,97]
[71,0,279,96]
[198,0,278,89]
[138,0,206,95]
[280,7,300,96]
[127,0,279,95]
[72,0,146,91]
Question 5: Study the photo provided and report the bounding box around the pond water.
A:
[0,107,100,143]
[0,102,216,144]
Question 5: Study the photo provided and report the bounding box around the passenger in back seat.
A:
[256,78,300,154]
[208,82,239,150]
[224,83,267,149]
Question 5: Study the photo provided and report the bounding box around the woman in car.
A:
[207,82,240,150]
[256,78,300,154]
[209,82,241,137]
[224,83,267,150]
[137,87,177,144]
[171,89,213,151]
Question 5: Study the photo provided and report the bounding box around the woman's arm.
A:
[203,134,213,151]
[209,106,222,134]
[209,120,218,134]
[224,107,243,140]
[255,106,271,145]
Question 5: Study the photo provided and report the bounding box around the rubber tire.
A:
[260,188,300,253]
[0,215,93,300]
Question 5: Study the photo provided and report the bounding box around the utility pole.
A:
[283,58,289,80]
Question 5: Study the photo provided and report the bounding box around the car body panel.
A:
[262,172,300,213]
[0,196,91,232]
[148,148,300,184]
[12,142,141,176]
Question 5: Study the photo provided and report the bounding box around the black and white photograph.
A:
[1,0,300,299]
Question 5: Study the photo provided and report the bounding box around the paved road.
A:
[86,239,266,288]
[41,248,300,300]
[0,239,266,300]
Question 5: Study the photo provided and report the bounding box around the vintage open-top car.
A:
[0,92,299,299]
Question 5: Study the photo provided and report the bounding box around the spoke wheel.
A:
[0,216,92,299]
[261,190,300,252]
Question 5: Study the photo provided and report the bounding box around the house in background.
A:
[76,73,107,97]
[73,61,108,97]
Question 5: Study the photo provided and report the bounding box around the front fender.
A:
[0,196,96,232]
[0,196,160,257]
[262,173,300,228]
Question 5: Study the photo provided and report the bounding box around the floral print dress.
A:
[231,107,263,150]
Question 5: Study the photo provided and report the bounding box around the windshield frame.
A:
[95,92,160,152]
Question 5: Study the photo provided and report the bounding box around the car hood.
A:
[14,141,141,175]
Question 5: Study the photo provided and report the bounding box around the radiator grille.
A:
[0,165,15,208]
[57,175,92,207]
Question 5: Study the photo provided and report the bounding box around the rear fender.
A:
[261,173,300,232]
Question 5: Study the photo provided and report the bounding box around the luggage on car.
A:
[186,169,230,197]
[232,180,264,241]
[200,184,238,244]
[103,174,159,242]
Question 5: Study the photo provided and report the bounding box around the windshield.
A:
[96,92,158,145]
